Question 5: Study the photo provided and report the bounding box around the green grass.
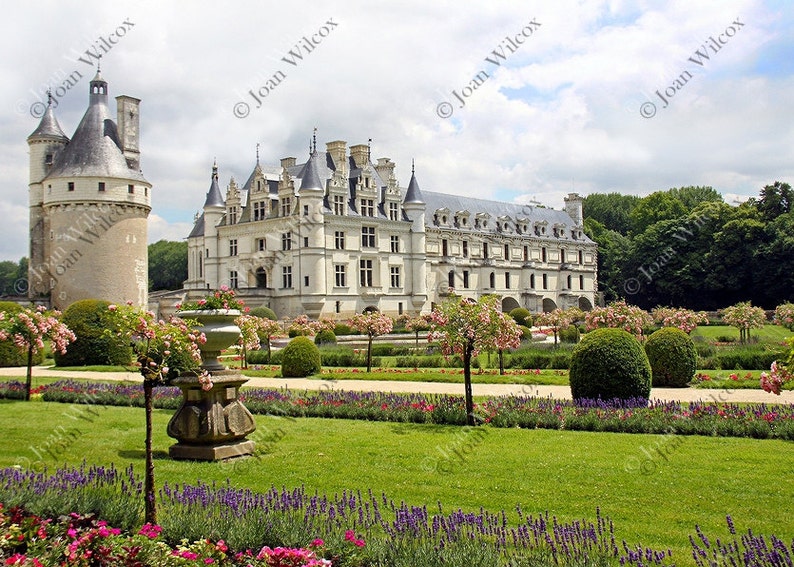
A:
[50,364,136,372]
[691,324,792,343]
[0,400,791,565]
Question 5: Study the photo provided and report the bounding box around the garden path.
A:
[0,366,792,404]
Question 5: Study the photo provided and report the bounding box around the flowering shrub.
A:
[773,303,794,331]
[585,300,652,340]
[0,306,74,400]
[651,307,709,334]
[720,301,767,344]
[349,312,393,372]
[178,286,247,312]
[534,308,574,345]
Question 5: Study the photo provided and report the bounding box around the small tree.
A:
[651,306,708,334]
[585,300,652,340]
[0,306,75,400]
[405,314,432,349]
[349,311,393,372]
[534,308,573,346]
[720,301,767,344]
[773,303,794,331]
[429,296,521,425]
[105,303,206,525]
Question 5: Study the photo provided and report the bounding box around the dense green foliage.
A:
[280,336,321,377]
[585,182,794,309]
[0,258,27,297]
[569,329,651,400]
[53,299,132,366]
[645,327,697,387]
[509,307,531,327]
[248,306,277,320]
[147,240,187,291]
[559,325,580,344]
[0,301,45,367]
[314,329,337,345]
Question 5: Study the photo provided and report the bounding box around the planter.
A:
[170,308,256,461]
[177,309,241,371]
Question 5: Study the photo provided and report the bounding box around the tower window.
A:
[68,182,74,192]
[45,154,53,166]
[128,184,134,194]
[98,182,105,192]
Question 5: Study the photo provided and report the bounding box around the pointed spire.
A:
[204,159,225,208]
[299,144,324,193]
[28,94,69,142]
[312,127,317,154]
[403,158,425,204]
[256,143,260,165]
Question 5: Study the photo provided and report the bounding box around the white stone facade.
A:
[186,139,597,318]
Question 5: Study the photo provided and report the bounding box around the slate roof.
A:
[28,103,69,143]
[44,71,148,182]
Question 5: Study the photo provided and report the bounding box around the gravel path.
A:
[1,366,792,404]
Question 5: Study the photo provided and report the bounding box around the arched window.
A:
[489,272,495,288]
[255,267,267,288]
[448,270,455,288]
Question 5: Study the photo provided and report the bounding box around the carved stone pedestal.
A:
[167,371,256,461]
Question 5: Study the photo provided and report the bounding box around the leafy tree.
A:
[534,308,574,345]
[582,193,640,235]
[667,186,723,210]
[148,240,188,291]
[753,181,793,222]
[429,296,521,425]
[629,191,687,235]
[584,219,631,303]
[703,218,765,305]
[585,300,652,340]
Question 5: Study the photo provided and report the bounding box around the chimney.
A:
[349,144,369,169]
[116,95,140,170]
[326,140,347,176]
[564,193,583,226]
[280,157,297,168]
[375,157,395,184]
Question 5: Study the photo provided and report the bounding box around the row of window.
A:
[241,196,403,222]
[64,182,145,196]
[228,229,403,256]
[229,263,402,290]
[444,270,586,291]
[443,239,586,264]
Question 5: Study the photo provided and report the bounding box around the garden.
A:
[1,294,793,566]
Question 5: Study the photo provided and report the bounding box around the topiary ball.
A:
[314,329,337,346]
[509,307,531,327]
[569,328,651,402]
[559,325,581,344]
[645,327,697,387]
[249,306,277,320]
[281,336,321,377]
[54,299,132,367]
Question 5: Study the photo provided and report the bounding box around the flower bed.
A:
[1,463,792,567]
[4,380,794,440]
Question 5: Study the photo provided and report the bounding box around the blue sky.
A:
[0,0,791,261]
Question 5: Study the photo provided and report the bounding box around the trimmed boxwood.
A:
[54,299,132,367]
[559,325,580,344]
[314,329,337,346]
[569,328,651,401]
[509,307,531,327]
[249,306,277,320]
[645,327,697,387]
[0,301,45,367]
[281,336,321,377]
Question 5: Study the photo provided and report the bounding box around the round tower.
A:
[32,69,152,309]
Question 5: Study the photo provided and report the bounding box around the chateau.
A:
[27,69,151,309]
[186,138,597,318]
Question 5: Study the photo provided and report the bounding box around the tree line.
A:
[585,181,794,310]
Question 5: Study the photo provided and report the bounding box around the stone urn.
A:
[168,309,256,461]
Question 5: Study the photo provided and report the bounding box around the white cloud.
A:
[0,0,791,261]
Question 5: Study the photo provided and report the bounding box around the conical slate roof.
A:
[45,71,147,182]
[28,101,69,143]
[298,151,325,193]
[403,161,424,204]
[204,162,225,208]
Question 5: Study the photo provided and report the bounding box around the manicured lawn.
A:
[0,400,791,564]
[691,324,792,343]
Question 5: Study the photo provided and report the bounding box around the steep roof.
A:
[45,70,148,182]
[298,151,325,192]
[203,162,225,208]
[188,212,205,238]
[403,163,424,204]
[28,100,69,143]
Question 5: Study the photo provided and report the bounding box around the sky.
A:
[1,0,792,262]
